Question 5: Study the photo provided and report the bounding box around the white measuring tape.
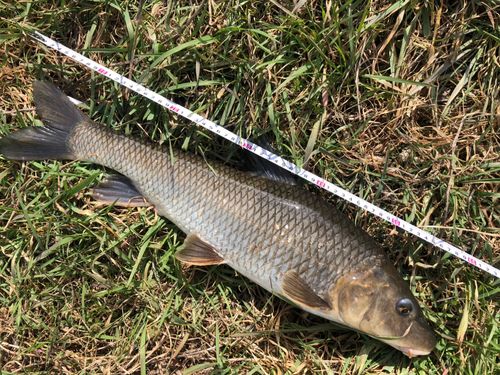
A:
[30,31,499,279]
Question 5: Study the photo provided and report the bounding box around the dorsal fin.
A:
[91,174,151,207]
[281,270,331,311]
[243,136,297,185]
[175,233,226,266]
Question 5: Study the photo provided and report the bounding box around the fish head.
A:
[333,260,436,357]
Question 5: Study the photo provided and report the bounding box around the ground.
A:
[0,0,499,374]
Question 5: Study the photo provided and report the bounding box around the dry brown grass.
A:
[1,0,500,374]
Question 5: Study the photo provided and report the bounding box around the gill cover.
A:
[335,260,436,355]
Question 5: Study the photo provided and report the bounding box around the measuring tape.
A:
[29,31,499,279]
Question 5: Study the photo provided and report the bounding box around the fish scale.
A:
[71,118,387,294]
[0,81,436,356]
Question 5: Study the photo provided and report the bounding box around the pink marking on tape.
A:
[241,142,252,150]
[467,257,477,266]
[391,218,401,226]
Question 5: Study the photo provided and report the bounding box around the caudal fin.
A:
[0,81,89,161]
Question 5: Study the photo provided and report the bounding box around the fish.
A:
[0,81,436,357]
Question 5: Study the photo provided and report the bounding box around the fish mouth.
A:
[393,346,432,358]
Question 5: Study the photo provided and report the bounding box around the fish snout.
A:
[334,264,436,356]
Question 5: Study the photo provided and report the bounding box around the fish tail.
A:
[0,81,89,161]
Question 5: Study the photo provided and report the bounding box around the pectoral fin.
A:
[175,233,226,266]
[91,174,151,207]
[281,270,331,311]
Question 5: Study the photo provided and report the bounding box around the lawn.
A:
[0,0,499,374]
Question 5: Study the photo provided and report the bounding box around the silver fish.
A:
[0,81,436,356]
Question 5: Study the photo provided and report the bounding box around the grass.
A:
[1,0,500,373]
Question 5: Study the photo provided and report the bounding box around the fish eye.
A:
[396,299,414,316]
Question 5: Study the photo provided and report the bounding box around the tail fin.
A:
[0,81,89,161]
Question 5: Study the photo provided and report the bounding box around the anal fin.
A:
[175,233,225,266]
[91,174,151,208]
[281,270,331,311]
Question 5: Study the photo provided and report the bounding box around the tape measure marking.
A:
[29,31,499,278]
